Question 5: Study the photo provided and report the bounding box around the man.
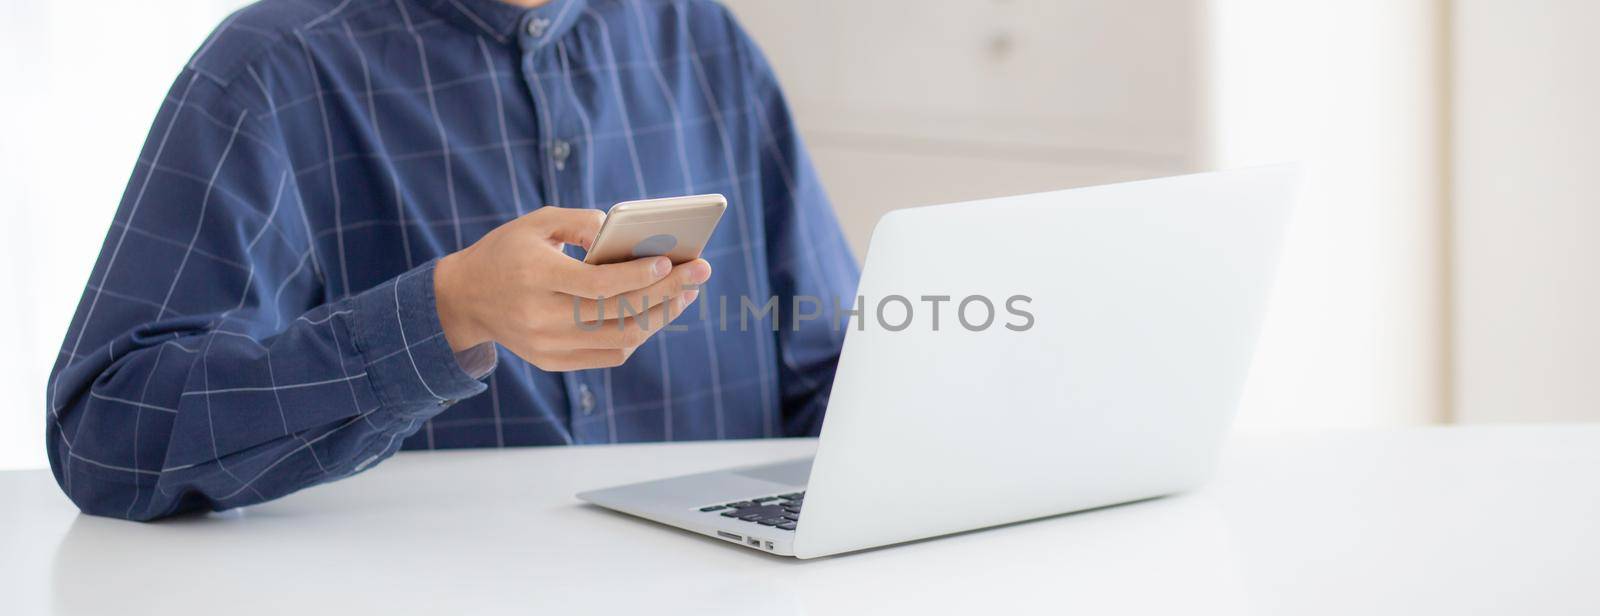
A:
[45,0,857,521]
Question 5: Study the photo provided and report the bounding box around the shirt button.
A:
[577,383,595,415]
[526,17,551,38]
[551,139,572,170]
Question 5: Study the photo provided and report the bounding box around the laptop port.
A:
[717,531,741,541]
[747,537,762,547]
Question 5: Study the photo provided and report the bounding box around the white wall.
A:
[0,1,251,471]
[1206,0,1448,430]
[723,0,1206,257]
[733,0,1449,432]
[1452,0,1600,423]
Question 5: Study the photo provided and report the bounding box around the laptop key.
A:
[752,496,780,503]
[726,501,755,508]
[737,512,767,521]
[720,510,745,518]
[757,517,787,526]
[700,505,727,512]
[777,523,797,531]
[779,493,803,500]
[782,514,799,522]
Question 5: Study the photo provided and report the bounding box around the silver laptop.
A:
[578,166,1298,558]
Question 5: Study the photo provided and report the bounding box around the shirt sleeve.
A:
[727,14,863,437]
[44,69,491,521]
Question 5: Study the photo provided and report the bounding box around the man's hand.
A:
[433,206,711,371]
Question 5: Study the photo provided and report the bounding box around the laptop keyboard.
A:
[698,492,803,531]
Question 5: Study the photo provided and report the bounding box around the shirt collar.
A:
[423,0,587,46]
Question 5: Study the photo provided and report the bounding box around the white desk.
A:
[3,426,1598,615]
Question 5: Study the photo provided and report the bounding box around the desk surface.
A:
[3,426,1599,615]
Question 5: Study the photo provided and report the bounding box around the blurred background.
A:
[1,0,1595,471]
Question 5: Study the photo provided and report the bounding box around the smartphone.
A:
[582,194,727,265]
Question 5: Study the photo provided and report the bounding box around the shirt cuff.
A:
[346,260,491,413]
[453,342,498,380]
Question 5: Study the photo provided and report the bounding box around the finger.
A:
[552,256,673,299]
[568,259,711,322]
[527,206,606,249]
[556,289,698,350]
[518,348,630,372]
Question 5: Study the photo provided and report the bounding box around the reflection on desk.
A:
[4,427,1599,615]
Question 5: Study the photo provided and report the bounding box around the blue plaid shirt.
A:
[46,0,858,521]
